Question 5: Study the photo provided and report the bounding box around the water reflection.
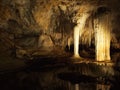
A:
[0,52,120,90]
[68,83,110,90]
[58,72,111,90]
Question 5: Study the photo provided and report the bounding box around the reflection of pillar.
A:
[75,84,79,90]
[96,84,111,90]
[74,13,90,58]
[94,14,111,61]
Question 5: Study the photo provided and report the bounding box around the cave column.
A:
[74,13,90,58]
[94,14,111,61]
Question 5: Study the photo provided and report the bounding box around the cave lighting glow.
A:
[74,24,80,58]
[94,14,111,61]
[75,84,79,90]
[74,13,90,58]
[96,84,111,90]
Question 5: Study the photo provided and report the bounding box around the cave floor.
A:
[0,49,120,90]
[0,53,120,90]
[0,58,26,73]
[0,45,119,75]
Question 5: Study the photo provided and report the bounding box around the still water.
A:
[0,53,120,90]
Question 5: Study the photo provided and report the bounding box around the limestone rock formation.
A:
[0,0,120,59]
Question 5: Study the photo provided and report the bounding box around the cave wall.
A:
[0,0,120,58]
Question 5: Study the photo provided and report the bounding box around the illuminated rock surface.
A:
[0,0,120,59]
[0,0,120,90]
[94,8,111,61]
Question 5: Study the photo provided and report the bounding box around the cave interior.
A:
[0,0,120,90]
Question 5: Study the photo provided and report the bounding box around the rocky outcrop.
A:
[0,0,120,59]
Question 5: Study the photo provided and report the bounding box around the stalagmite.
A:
[94,13,111,61]
[74,13,90,58]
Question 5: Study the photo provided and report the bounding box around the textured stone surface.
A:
[0,0,120,59]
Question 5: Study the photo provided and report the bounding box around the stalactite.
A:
[88,17,94,46]
[67,36,73,50]
[94,13,111,61]
[74,13,90,58]
[80,28,93,47]
[80,17,94,47]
